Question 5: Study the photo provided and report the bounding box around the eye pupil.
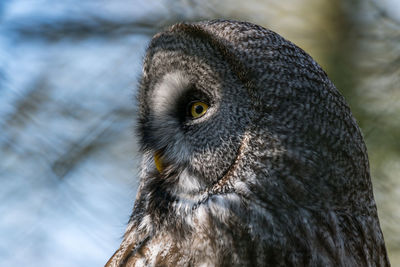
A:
[195,105,203,114]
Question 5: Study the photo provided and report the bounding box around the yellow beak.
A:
[154,151,164,173]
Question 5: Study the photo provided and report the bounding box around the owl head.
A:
[136,20,373,213]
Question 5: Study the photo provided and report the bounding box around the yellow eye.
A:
[190,101,208,118]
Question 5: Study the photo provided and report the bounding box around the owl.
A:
[106,20,390,266]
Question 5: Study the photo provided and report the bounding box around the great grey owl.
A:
[106,20,390,266]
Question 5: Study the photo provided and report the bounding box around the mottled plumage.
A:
[106,20,390,267]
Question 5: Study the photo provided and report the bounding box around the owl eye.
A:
[189,101,208,118]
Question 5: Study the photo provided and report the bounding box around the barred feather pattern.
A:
[106,20,390,267]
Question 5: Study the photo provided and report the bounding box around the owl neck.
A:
[236,200,389,266]
[127,182,389,266]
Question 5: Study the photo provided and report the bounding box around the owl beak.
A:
[154,150,164,173]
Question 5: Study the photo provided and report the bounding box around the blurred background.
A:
[0,0,399,266]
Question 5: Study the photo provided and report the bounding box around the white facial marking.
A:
[176,168,203,194]
[151,71,190,117]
